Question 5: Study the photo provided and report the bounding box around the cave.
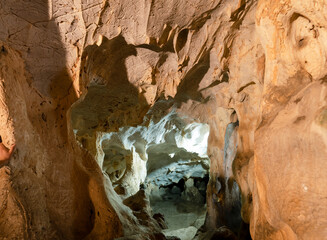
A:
[68,33,248,239]
[0,1,326,240]
[71,90,213,239]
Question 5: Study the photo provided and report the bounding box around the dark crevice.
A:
[230,0,255,30]
[237,81,256,93]
[174,50,211,106]
[289,12,309,24]
[176,29,189,53]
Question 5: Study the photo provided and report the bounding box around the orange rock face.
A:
[0,0,326,239]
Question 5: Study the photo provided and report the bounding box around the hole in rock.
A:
[71,100,210,240]
[176,29,189,53]
[106,110,210,240]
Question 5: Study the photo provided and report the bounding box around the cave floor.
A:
[151,192,206,240]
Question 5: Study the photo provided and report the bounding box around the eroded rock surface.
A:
[0,0,326,239]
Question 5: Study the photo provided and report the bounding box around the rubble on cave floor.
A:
[147,176,208,240]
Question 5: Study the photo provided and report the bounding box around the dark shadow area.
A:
[72,35,149,135]
[230,0,255,30]
[221,121,243,234]
[174,50,211,107]
[176,29,189,53]
[0,1,97,238]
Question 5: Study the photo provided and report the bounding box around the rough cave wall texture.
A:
[0,0,326,239]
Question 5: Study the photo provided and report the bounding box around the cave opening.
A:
[71,94,211,240]
[146,174,209,240]
[99,109,210,240]
[143,123,210,240]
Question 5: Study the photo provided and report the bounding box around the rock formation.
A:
[0,0,326,239]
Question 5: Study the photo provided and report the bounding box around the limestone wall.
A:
[0,0,326,239]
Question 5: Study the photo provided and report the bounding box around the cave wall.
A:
[0,0,326,239]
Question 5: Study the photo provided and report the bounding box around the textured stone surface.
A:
[0,0,326,239]
[90,107,209,196]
